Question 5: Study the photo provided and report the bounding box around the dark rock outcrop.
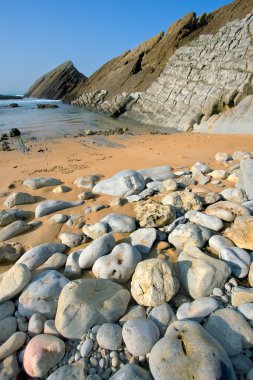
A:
[25,61,87,102]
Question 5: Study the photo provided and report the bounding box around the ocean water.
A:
[0,98,178,141]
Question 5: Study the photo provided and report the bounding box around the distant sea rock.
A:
[25,61,87,102]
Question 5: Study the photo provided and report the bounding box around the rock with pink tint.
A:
[23,334,65,378]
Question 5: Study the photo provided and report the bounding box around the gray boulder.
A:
[101,213,136,233]
[79,233,115,269]
[4,192,35,208]
[46,361,86,380]
[23,177,62,189]
[35,200,83,218]
[148,303,176,336]
[110,363,153,380]
[0,209,28,227]
[0,242,22,263]
[92,170,145,197]
[169,223,211,251]
[0,220,31,242]
[96,323,122,350]
[219,247,251,278]
[64,250,82,279]
[0,264,31,303]
[138,166,173,181]
[130,227,157,255]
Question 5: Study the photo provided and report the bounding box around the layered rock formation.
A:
[126,11,253,131]
[25,61,87,102]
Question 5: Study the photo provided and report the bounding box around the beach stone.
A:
[209,170,228,180]
[18,270,69,319]
[35,199,83,218]
[23,334,65,377]
[74,174,103,189]
[206,201,250,220]
[178,247,231,299]
[4,192,35,208]
[215,152,231,163]
[248,368,253,380]
[238,303,253,321]
[220,188,247,203]
[50,213,68,223]
[0,220,31,242]
[130,228,157,255]
[138,166,173,181]
[233,151,252,161]
[59,233,84,248]
[238,159,253,200]
[0,263,31,303]
[0,241,22,263]
[192,169,210,185]
[0,331,26,361]
[148,303,176,336]
[204,191,221,205]
[203,308,253,356]
[231,353,253,376]
[0,317,17,343]
[96,323,122,350]
[162,190,203,212]
[209,235,235,254]
[64,250,82,279]
[0,301,15,321]
[101,213,136,233]
[83,222,108,239]
[0,354,20,379]
[135,200,176,228]
[44,320,61,337]
[122,317,159,356]
[79,233,115,269]
[185,210,223,231]
[219,247,251,278]
[23,177,62,190]
[176,297,219,322]
[149,320,236,380]
[110,363,152,380]
[131,259,179,306]
[205,206,235,221]
[16,243,66,271]
[46,361,86,380]
[92,170,145,197]
[169,223,211,251]
[224,216,253,250]
[53,185,71,193]
[55,279,130,339]
[119,305,146,326]
[28,312,46,337]
[78,190,94,200]
[163,216,187,234]
[162,178,178,191]
[243,200,253,213]
[80,338,93,357]
[191,162,211,174]
[0,210,16,227]
[231,287,253,307]
[39,252,67,270]
[92,243,141,283]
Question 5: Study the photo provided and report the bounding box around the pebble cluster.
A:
[1,150,253,379]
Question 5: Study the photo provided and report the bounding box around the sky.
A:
[0,0,230,94]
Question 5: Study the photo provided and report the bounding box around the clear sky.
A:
[1,0,230,94]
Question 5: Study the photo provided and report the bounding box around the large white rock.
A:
[0,264,31,303]
[92,170,145,197]
[82,222,108,239]
[208,235,235,254]
[220,188,247,204]
[55,279,130,339]
[169,223,211,251]
[18,270,69,319]
[185,210,223,231]
[149,321,236,380]
[0,220,32,242]
[79,233,115,269]
[219,247,251,278]
[4,192,35,208]
[138,166,173,181]
[35,200,83,218]
[131,259,179,306]
[122,317,160,356]
[16,243,66,271]
[130,227,157,255]
[101,213,136,233]
[59,233,84,248]
[178,247,231,299]
[92,243,141,283]
[203,308,253,356]
[176,297,219,322]
[162,190,203,212]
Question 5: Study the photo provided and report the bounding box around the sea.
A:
[0,98,178,142]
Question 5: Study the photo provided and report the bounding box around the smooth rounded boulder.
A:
[79,233,115,269]
[122,317,160,356]
[130,227,157,255]
[101,213,136,233]
[185,210,223,231]
[35,200,83,218]
[219,247,251,278]
[4,192,35,208]
[0,264,31,303]
[149,320,236,380]
[92,243,141,283]
[176,297,219,322]
[96,323,122,350]
[23,334,65,378]
[55,279,130,339]
[169,223,211,251]
[131,259,179,306]
[92,170,145,197]
[23,177,62,190]
[18,270,69,319]
[178,247,231,299]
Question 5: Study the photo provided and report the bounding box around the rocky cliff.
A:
[73,0,253,119]
[25,61,87,102]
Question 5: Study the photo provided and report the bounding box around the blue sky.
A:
[1,0,230,93]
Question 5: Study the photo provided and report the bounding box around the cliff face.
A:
[126,10,253,131]
[25,61,87,102]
